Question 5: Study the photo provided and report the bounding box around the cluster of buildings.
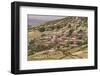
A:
[39,31,86,49]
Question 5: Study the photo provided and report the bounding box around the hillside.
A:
[28,16,88,61]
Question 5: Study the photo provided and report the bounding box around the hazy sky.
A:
[28,15,65,26]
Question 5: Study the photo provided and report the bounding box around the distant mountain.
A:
[28,19,46,27]
[28,15,65,27]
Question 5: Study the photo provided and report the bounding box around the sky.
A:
[28,15,65,26]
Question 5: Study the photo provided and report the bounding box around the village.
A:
[28,16,88,60]
[39,30,86,49]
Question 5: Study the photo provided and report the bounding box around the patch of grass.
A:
[28,30,41,42]
[28,51,64,61]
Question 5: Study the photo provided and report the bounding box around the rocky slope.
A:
[28,16,88,61]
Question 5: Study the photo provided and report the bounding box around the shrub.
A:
[41,33,46,37]
[28,50,34,56]
[38,27,45,32]
[29,39,35,44]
